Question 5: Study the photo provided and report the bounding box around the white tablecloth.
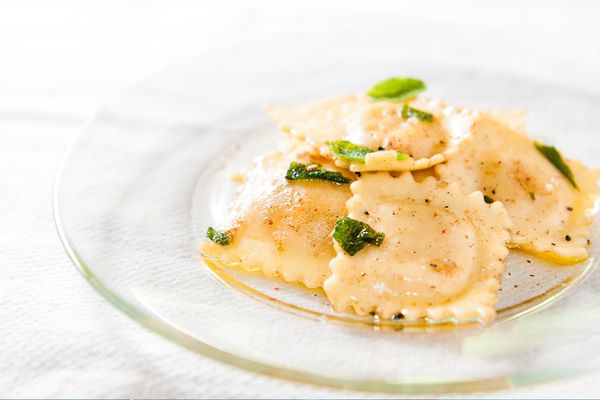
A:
[2,1,600,397]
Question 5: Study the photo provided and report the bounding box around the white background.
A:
[2,1,600,397]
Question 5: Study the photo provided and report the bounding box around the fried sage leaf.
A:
[206,227,232,245]
[396,152,410,161]
[285,162,350,184]
[401,104,434,122]
[535,142,578,189]
[368,77,426,101]
[326,140,373,163]
[332,217,385,256]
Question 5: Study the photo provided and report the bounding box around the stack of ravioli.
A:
[201,77,600,324]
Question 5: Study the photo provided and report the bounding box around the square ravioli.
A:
[201,147,353,288]
[267,95,477,172]
[436,114,600,263]
[324,173,511,323]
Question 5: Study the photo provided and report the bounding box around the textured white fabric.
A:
[2,1,600,397]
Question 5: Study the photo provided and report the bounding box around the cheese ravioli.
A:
[436,115,600,263]
[324,173,511,323]
[201,148,352,288]
[267,95,477,172]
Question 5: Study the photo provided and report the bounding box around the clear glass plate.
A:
[54,29,600,393]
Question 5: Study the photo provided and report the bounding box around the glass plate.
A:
[54,27,600,394]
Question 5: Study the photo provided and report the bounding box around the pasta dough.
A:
[324,173,511,323]
[202,77,599,325]
[436,115,600,263]
[267,95,477,172]
[201,148,352,288]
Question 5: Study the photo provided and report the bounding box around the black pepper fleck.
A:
[565,235,572,241]
[377,146,385,151]
[364,210,370,215]
[392,313,404,320]
[526,259,532,263]
[355,172,362,177]
[567,206,573,212]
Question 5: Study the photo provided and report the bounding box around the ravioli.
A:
[267,95,477,172]
[202,76,600,325]
[436,115,600,263]
[200,148,352,288]
[324,173,511,322]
